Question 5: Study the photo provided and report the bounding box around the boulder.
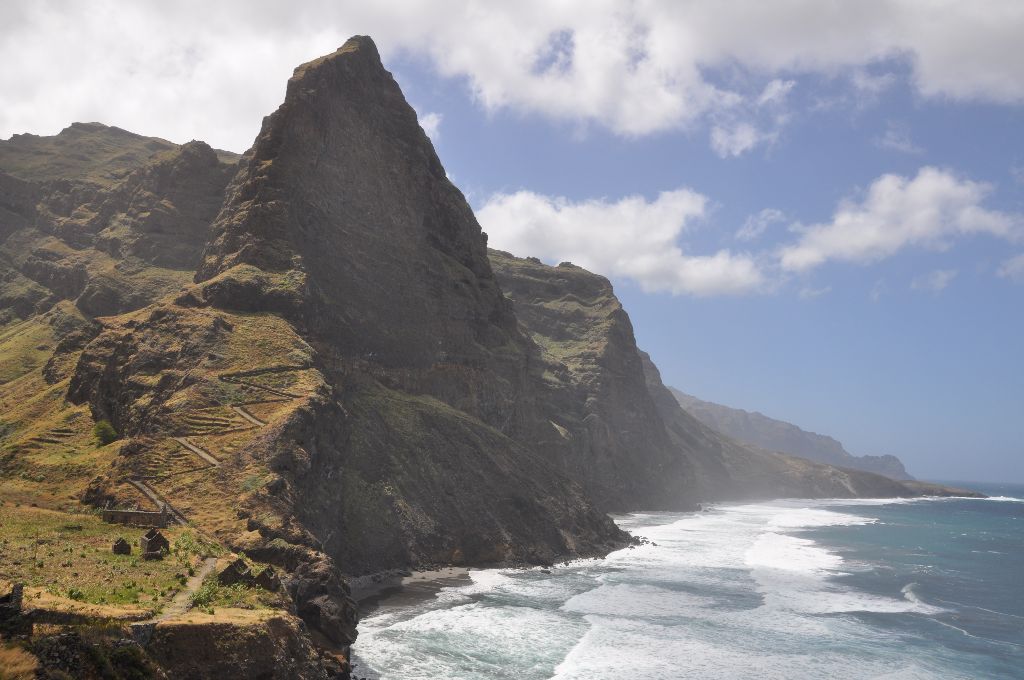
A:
[254,566,281,592]
[217,558,253,587]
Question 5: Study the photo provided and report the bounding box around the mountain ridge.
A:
[671,388,913,480]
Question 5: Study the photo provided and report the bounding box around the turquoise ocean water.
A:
[352,483,1024,679]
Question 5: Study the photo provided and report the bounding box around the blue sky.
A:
[2,1,1021,482]
[390,55,1023,483]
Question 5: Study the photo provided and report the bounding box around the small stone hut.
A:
[112,538,132,555]
[140,528,170,555]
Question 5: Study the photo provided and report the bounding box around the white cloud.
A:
[477,189,765,296]
[852,70,898,96]
[875,122,924,154]
[737,208,786,241]
[870,279,887,302]
[798,285,832,299]
[1,1,1023,151]
[709,80,794,158]
[757,79,796,107]
[710,123,772,158]
[997,254,1024,282]
[779,167,1022,272]
[911,269,958,292]
[419,112,442,142]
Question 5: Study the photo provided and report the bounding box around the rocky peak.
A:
[196,35,535,432]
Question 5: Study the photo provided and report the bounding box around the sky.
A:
[2,1,1021,482]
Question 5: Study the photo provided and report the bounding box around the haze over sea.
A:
[353,483,1024,679]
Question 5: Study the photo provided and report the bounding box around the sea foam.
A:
[353,497,1007,679]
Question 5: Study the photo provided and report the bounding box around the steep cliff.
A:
[56,34,623,589]
[672,389,913,479]
[185,36,623,567]
[488,251,700,510]
[490,250,930,502]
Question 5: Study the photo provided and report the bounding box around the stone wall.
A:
[101,508,168,528]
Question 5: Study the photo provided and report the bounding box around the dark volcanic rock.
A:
[490,250,926,503]
[196,37,535,434]
[489,250,700,511]
[67,306,231,433]
[189,36,627,572]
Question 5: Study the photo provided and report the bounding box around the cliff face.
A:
[195,38,536,436]
[489,251,699,510]
[491,250,927,502]
[672,389,913,480]
[179,37,623,571]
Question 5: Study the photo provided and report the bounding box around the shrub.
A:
[92,420,118,446]
[189,576,219,608]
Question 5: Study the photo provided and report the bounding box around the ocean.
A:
[351,483,1024,679]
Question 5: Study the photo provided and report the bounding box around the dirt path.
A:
[231,405,266,427]
[127,479,188,525]
[155,556,217,622]
[173,436,220,466]
[219,375,300,399]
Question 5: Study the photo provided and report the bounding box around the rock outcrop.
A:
[196,36,532,433]
[184,36,627,574]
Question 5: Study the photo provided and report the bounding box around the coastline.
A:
[349,494,1023,679]
[349,567,472,618]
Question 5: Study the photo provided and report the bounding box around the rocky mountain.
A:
[490,251,926,502]
[0,35,972,679]
[488,252,701,510]
[672,389,913,479]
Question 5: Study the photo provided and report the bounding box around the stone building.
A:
[140,528,170,556]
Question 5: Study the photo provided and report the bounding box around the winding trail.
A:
[231,405,266,427]
[172,436,220,467]
[155,556,218,622]
[121,367,306,524]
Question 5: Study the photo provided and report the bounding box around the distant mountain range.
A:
[670,389,913,480]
